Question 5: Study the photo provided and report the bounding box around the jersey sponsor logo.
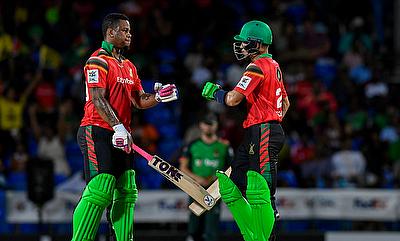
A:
[205,159,219,167]
[152,157,183,182]
[87,69,99,83]
[117,77,134,85]
[195,159,219,168]
[237,76,252,90]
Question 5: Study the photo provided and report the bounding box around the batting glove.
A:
[155,83,178,102]
[112,123,132,153]
[202,82,221,100]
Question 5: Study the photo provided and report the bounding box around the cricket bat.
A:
[131,143,215,210]
[189,167,232,216]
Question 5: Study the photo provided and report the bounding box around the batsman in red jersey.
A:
[72,13,178,241]
[202,20,290,241]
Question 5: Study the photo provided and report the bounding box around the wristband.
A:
[214,89,227,104]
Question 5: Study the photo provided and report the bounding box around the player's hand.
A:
[155,83,178,102]
[112,123,132,153]
[202,82,221,100]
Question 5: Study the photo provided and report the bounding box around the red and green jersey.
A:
[234,53,287,128]
[181,138,233,177]
[80,43,143,131]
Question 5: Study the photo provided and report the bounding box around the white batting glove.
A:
[112,123,132,153]
[154,83,178,103]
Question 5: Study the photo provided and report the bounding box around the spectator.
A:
[7,142,29,190]
[29,104,71,183]
[300,144,333,188]
[0,71,40,138]
[331,138,367,187]
[57,98,80,142]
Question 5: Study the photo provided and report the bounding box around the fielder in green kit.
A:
[179,113,233,241]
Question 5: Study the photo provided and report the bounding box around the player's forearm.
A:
[225,90,244,106]
[135,93,158,109]
[282,96,290,118]
[93,96,120,127]
[180,166,198,180]
[180,166,207,186]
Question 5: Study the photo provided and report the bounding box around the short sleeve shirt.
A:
[234,54,287,128]
[80,46,143,131]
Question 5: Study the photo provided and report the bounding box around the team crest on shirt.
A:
[249,143,255,155]
[87,69,99,83]
[129,68,133,77]
[237,76,252,90]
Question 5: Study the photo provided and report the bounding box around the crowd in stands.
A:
[0,0,397,196]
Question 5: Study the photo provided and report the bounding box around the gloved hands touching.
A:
[112,123,132,153]
[154,82,178,103]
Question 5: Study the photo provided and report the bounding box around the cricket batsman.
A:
[72,13,178,241]
[202,20,290,241]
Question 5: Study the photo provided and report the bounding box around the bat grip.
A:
[131,143,153,161]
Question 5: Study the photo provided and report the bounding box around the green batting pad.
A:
[217,171,255,241]
[110,170,138,241]
[72,173,116,241]
[246,171,274,241]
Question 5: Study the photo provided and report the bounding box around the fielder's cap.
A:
[200,113,218,125]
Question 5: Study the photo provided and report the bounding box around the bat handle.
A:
[131,143,153,162]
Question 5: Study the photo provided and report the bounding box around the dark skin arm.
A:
[90,87,120,126]
[224,90,245,107]
[130,90,158,109]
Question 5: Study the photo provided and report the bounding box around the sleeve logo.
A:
[237,76,252,90]
[87,69,99,83]
[276,68,282,81]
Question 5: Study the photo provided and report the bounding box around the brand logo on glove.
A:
[115,138,125,147]
[152,158,183,182]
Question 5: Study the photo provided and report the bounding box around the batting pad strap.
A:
[246,171,274,241]
[111,169,138,241]
[214,89,227,104]
[216,171,255,241]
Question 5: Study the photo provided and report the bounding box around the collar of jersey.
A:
[255,53,272,60]
[101,41,114,55]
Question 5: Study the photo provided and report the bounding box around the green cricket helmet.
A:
[233,20,273,60]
